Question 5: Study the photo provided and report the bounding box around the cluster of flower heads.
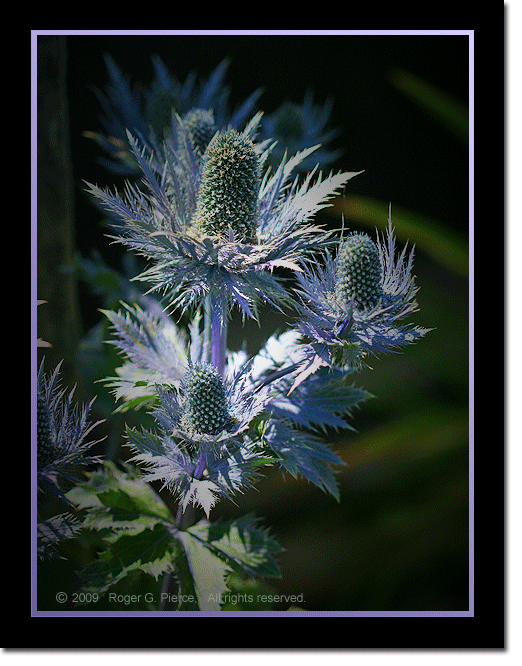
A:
[36,360,104,559]
[86,113,359,325]
[80,54,430,520]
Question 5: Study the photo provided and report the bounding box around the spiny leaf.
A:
[186,515,283,579]
[66,461,172,527]
[264,422,344,501]
[80,523,177,593]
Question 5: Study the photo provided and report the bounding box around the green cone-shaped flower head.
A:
[180,108,217,154]
[335,232,382,310]
[193,129,259,243]
[179,363,232,436]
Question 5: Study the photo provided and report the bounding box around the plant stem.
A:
[176,297,226,530]
[203,295,212,364]
[211,297,228,377]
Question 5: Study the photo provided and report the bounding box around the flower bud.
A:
[180,108,216,154]
[145,88,180,138]
[274,101,305,142]
[335,233,382,310]
[193,129,259,243]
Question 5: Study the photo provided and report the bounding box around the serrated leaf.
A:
[187,515,283,579]
[65,461,172,529]
[265,422,344,501]
[80,523,177,593]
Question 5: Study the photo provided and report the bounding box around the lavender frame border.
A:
[30,28,474,620]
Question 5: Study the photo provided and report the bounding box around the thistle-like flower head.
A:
[274,101,305,142]
[37,361,104,499]
[260,91,341,171]
[86,115,362,322]
[292,213,432,385]
[145,87,182,139]
[192,129,259,243]
[125,361,272,517]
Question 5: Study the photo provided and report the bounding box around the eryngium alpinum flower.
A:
[125,363,272,516]
[85,113,362,321]
[192,129,259,243]
[37,360,104,498]
[293,214,431,383]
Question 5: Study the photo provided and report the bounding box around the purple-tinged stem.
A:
[211,299,228,377]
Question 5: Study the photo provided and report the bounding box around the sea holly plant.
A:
[38,57,430,612]
[36,359,104,560]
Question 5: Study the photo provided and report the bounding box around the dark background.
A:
[38,32,473,616]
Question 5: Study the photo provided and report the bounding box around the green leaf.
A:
[66,461,172,532]
[67,462,179,595]
[80,522,177,593]
[187,515,283,579]
[175,530,232,611]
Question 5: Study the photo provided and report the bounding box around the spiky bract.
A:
[37,360,104,499]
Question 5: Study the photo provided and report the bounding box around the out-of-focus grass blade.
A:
[329,195,469,277]
[337,407,468,473]
[388,68,469,144]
